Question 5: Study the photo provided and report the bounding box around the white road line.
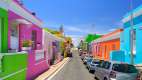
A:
[46,58,70,80]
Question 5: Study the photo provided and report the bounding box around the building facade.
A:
[0,0,65,80]
[92,29,123,60]
[0,1,28,80]
[121,4,142,65]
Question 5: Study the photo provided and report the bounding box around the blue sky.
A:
[23,0,142,45]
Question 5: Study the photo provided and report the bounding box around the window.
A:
[10,22,19,50]
[130,29,136,54]
[102,46,105,59]
[95,46,97,53]
[35,50,45,62]
[105,45,107,58]
[112,64,138,73]
[31,31,37,50]
[98,61,105,68]
[104,61,111,69]
[133,29,136,54]
[112,44,116,50]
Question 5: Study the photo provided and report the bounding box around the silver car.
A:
[94,61,139,80]
[87,60,100,73]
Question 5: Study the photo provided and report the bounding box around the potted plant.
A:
[21,40,32,51]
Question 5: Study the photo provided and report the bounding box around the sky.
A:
[23,0,142,45]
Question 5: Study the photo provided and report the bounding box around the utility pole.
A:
[130,0,134,65]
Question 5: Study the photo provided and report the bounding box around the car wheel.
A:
[88,68,91,72]
[104,77,107,80]
[94,73,99,80]
[88,68,90,71]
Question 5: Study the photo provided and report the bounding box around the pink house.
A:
[8,0,49,80]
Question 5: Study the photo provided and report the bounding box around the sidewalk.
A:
[35,58,70,80]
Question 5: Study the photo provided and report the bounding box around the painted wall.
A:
[0,53,28,80]
[19,24,49,80]
[121,23,142,64]
[92,29,122,60]
[19,24,43,50]
[42,30,54,66]
[8,9,48,80]
[121,4,142,65]
[0,8,8,53]
[92,39,120,60]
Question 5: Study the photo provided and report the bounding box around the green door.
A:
[0,18,2,53]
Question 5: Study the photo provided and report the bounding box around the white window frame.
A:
[10,23,19,51]
[35,50,45,62]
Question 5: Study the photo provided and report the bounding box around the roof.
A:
[122,4,142,23]
[2,0,43,27]
[92,29,123,43]
[43,29,65,41]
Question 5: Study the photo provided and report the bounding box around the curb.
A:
[35,58,70,80]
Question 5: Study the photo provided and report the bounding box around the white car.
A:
[94,61,139,80]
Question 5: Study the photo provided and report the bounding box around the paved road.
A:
[50,50,95,80]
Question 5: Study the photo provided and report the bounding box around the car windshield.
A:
[87,59,93,62]
[112,64,138,73]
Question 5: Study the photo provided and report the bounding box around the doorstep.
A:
[35,58,70,80]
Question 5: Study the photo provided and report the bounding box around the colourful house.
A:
[84,34,102,54]
[0,1,28,80]
[92,29,123,60]
[0,0,65,80]
[43,29,64,65]
[121,4,142,65]
[0,0,50,80]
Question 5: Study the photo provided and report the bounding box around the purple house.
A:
[8,0,49,80]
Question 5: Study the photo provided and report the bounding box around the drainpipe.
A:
[130,0,134,65]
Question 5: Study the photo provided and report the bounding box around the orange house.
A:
[92,29,123,60]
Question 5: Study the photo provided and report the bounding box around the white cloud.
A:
[108,28,117,32]
[65,25,95,34]
[66,27,84,32]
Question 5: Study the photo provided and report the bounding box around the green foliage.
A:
[85,34,102,43]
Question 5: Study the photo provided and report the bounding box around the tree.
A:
[85,34,102,43]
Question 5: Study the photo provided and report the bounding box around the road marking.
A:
[46,58,70,80]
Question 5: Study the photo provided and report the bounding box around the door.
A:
[0,18,2,52]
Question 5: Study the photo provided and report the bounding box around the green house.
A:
[0,2,28,80]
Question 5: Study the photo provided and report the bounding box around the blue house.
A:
[121,4,142,65]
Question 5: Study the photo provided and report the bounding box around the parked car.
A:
[80,52,87,60]
[94,61,139,80]
[86,58,94,68]
[87,59,100,73]
[79,49,83,56]
[83,56,92,65]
